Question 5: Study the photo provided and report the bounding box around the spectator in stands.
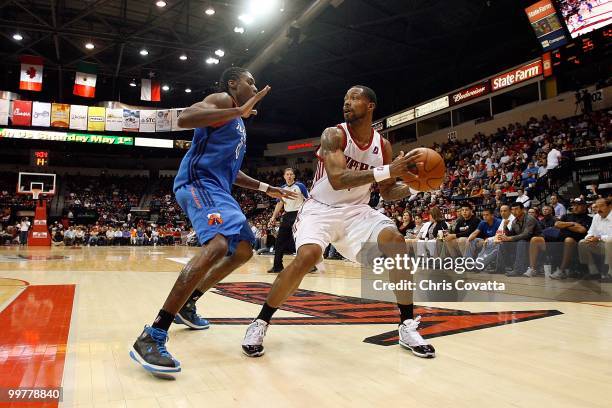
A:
[498,202,541,276]
[585,183,600,204]
[445,203,480,257]
[539,205,556,229]
[414,206,447,257]
[477,205,514,271]
[515,188,531,208]
[64,227,76,246]
[137,228,145,246]
[579,198,612,282]
[465,208,501,260]
[521,162,539,188]
[398,212,415,236]
[546,145,563,170]
[18,217,30,246]
[122,228,131,246]
[52,229,64,246]
[106,227,115,246]
[151,228,160,246]
[114,227,123,245]
[549,198,592,279]
[550,194,566,218]
[130,227,137,245]
[74,227,84,246]
[88,227,99,246]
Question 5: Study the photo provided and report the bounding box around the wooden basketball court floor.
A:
[0,246,610,408]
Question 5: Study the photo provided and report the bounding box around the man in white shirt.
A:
[18,218,30,246]
[515,189,531,208]
[579,198,612,281]
[546,147,562,170]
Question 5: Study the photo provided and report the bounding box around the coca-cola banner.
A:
[491,59,542,92]
[12,100,32,126]
[449,82,490,106]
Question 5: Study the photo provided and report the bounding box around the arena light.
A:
[205,7,215,15]
[12,33,23,41]
[179,54,187,60]
[249,0,278,16]
[238,14,254,25]
[234,26,245,34]
[129,80,137,87]
[185,88,192,93]
[214,49,225,57]
[206,57,219,64]
[85,42,95,50]
[139,48,149,56]
[162,84,170,91]
[155,1,167,7]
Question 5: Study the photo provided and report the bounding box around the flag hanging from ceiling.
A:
[73,62,97,98]
[141,79,161,102]
[19,55,44,91]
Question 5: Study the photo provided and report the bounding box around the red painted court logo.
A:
[208,282,562,346]
[207,213,223,225]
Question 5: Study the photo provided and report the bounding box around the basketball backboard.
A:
[17,172,56,197]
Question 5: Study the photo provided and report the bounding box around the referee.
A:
[268,167,308,273]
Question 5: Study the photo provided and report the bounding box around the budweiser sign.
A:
[491,60,542,91]
[450,82,489,105]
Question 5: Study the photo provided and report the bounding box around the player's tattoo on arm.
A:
[321,127,376,190]
[379,181,411,201]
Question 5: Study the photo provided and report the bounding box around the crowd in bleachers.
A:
[1,110,610,277]
[64,174,148,222]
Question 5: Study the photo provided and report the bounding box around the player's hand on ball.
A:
[389,150,422,180]
[266,186,298,200]
[241,85,271,118]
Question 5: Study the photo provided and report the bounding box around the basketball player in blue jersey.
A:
[130,67,297,374]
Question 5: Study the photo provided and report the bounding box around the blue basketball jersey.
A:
[174,118,247,194]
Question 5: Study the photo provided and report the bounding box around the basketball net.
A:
[31,188,42,200]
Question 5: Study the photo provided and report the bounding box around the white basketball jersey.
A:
[310,122,384,206]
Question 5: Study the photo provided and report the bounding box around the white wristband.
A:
[258,182,269,192]
[373,165,391,182]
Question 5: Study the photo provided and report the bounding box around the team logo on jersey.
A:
[207,282,562,346]
[207,213,223,225]
[373,146,379,154]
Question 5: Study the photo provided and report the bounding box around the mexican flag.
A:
[73,62,97,98]
[19,55,44,91]
[141,79,161,102]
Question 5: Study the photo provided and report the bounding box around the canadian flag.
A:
[141,79,161,102]
[19,55,44,91]
[73,62,97,98]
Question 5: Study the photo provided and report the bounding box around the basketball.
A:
[402,147,446,192]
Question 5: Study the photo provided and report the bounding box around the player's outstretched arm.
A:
[177,86,271,128]
[234,171,298,200]
[322,128,421,191]
[378,141,414,201]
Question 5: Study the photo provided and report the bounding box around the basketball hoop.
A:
[32,188,42,200]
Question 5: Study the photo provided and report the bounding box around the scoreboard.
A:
[30,150,50,167]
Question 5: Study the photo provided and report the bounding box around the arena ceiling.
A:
[1,0,542,144]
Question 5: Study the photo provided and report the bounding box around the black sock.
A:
[256,302,278,324]
[184,289,204,309]
[152,309,175,332]
[398,303,414,324]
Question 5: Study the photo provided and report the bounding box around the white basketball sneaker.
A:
[242,319,268,357]
[523,267,538,277]
[399,316,436,358]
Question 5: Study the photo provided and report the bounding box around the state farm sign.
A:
[491,60,542,91]
[449,82,490,106]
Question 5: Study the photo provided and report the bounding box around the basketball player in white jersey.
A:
[242,85,436,358]
[268,168,309,273]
